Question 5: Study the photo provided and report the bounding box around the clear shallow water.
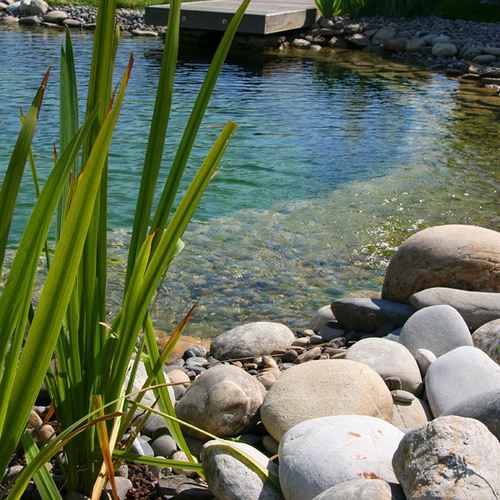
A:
[1,26,500,337]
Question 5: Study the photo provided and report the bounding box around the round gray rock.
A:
[425,346,500,417]
[382,225,500,303]
[210,322,295,361]
[473,318,500,365]
[201,440,283,500]
[175,364,265,440]
[260,359,393,442]
[393,415,500,499]
[311,478,405,500]
[432,42,458,57]
[279,415,404,500]
[345,337,423,395]
[399,304,472,358]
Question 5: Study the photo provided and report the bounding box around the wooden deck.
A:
[144,0,318,35]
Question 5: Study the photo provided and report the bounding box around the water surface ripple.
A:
[1,27,499,337]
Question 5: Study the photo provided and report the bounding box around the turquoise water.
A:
[1,26,499,337]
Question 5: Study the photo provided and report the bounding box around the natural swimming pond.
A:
[1,26,499,337]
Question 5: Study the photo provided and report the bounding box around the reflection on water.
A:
[1,26,499,337]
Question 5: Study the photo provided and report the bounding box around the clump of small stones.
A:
[286,15,500,90]
[0,0,162,34]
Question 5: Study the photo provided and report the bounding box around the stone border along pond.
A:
[3,2,500,500]
[1,0,500,91]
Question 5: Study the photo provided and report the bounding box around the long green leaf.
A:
[0,69,49,270]
[57,29,80,241]
[22,431,64,500]
[125,0,182,288]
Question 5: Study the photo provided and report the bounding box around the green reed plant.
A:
[0,0,249,496]
[314,0,342,19]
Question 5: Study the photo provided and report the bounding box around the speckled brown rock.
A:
[382,225,500,303]
[260,359,393,442]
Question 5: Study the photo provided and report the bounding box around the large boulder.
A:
[345,337,423,395]
[260,359,393,442]
[210,322,295,361]
[279,415,404,500]
[393,416,500,499]
[382,225,500,303]
[175,364,265,440]
[425,346,500,417]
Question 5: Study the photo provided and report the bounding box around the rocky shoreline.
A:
[16,224,500,499]
[1,1,500,91]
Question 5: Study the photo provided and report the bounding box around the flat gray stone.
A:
[425,346,500,417]
[373,25,397,44]
[331,298,415,334]
[432,42,458,57]
[399,304,472,357]
[410,287,500,331]
[279,415,404,500]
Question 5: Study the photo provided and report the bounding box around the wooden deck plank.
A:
[145,0,318,35]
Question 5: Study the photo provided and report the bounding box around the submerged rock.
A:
[210,321,295,361]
